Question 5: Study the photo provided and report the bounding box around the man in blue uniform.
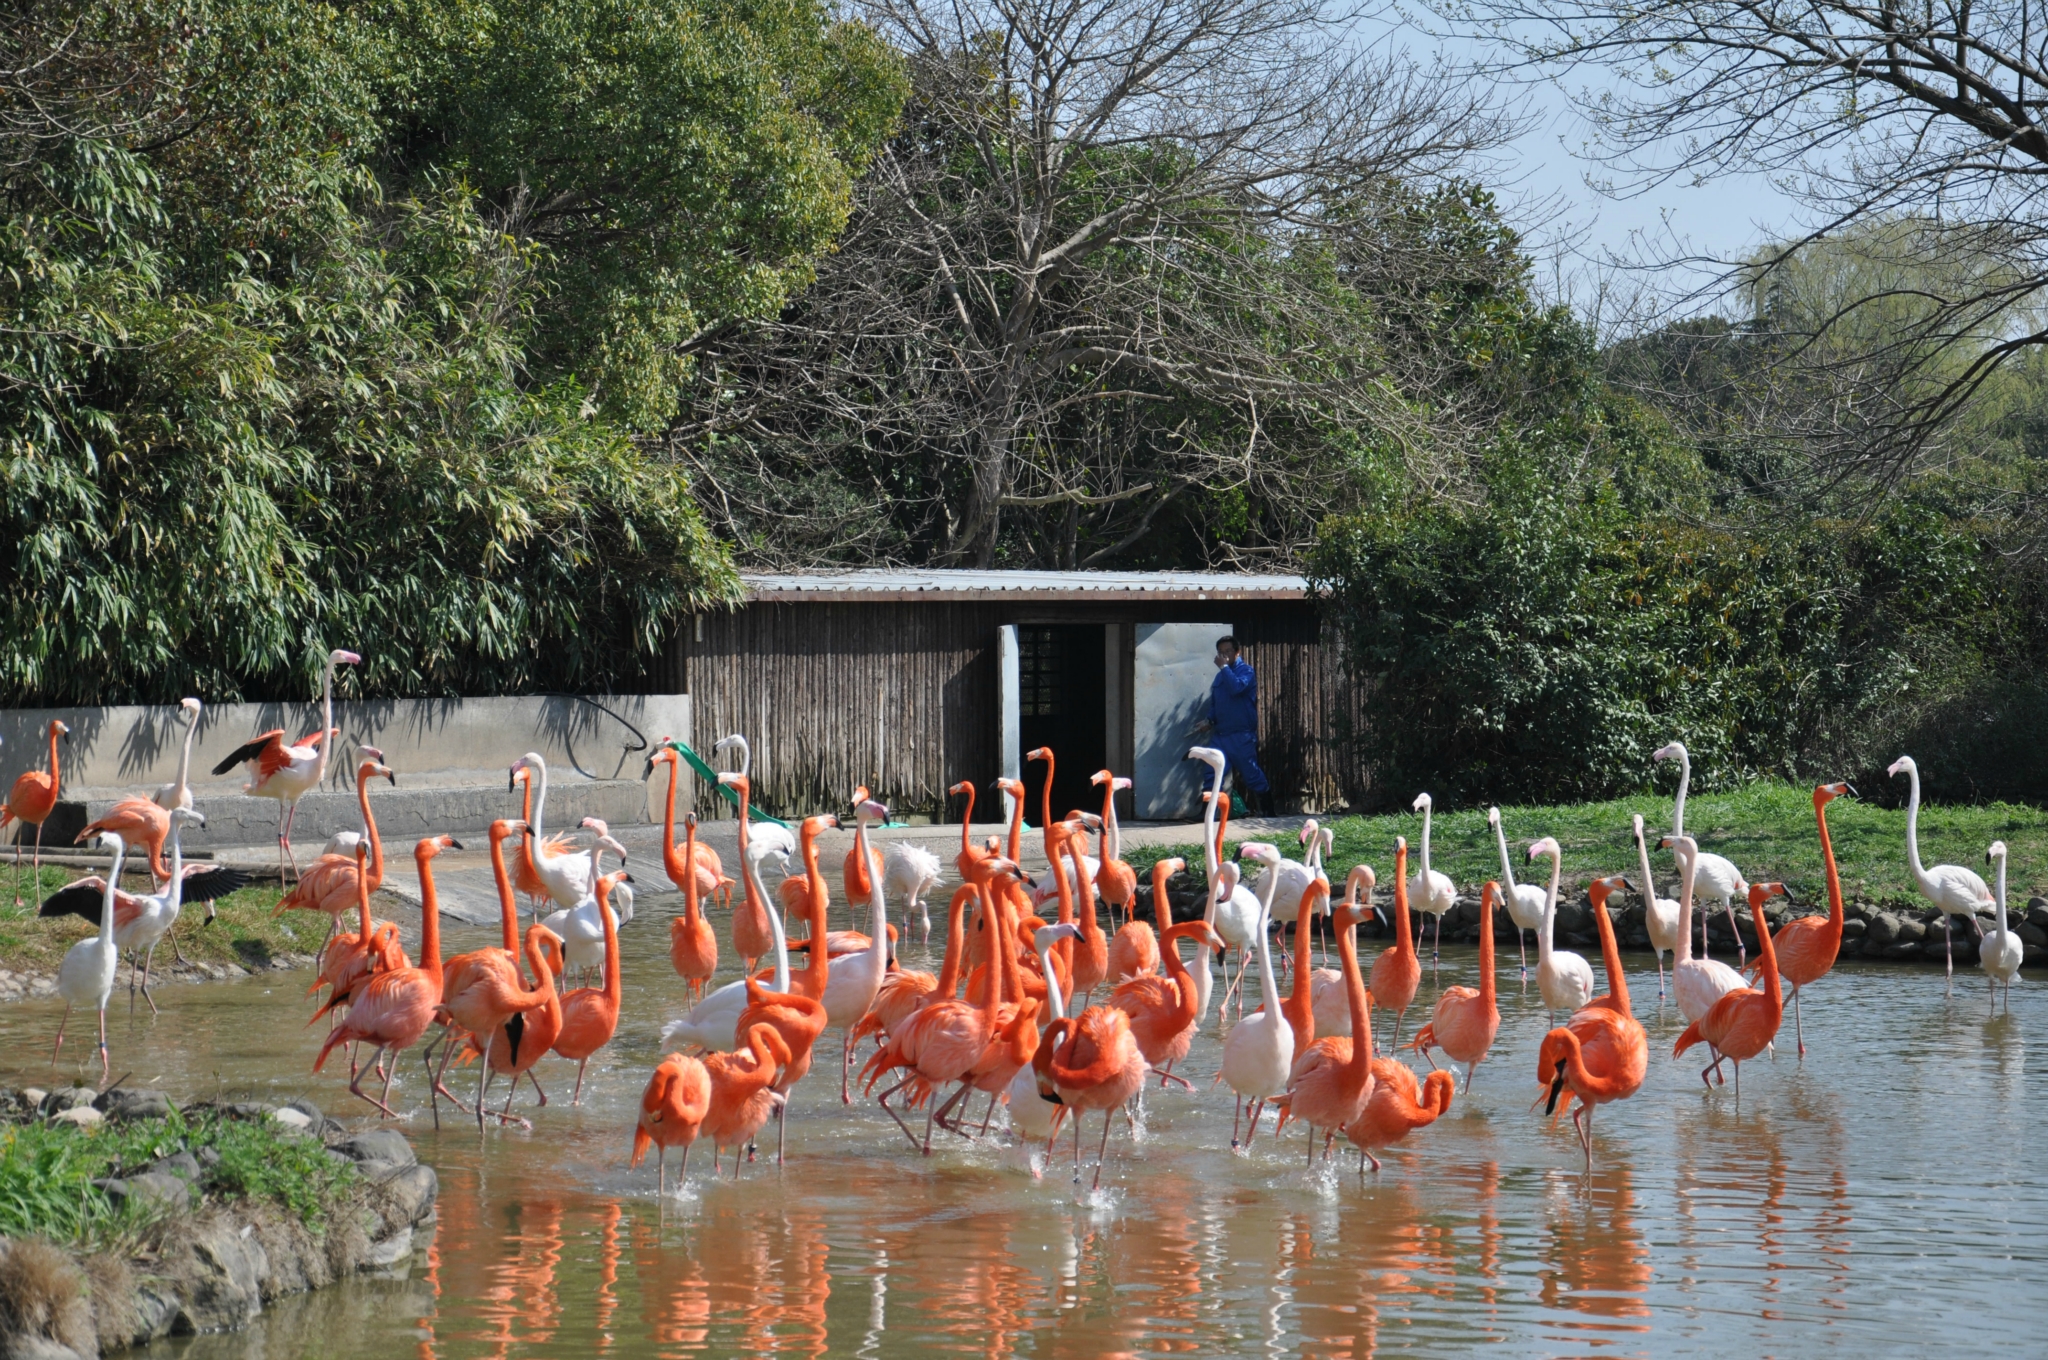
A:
[1201,635,1271,815]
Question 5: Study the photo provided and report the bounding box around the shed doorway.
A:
[1018,624,1106,826]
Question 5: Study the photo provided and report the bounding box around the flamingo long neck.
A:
[162,817,187,914]
[980,881,1009,1025]
[1036,938,1069,1021]
[174,708,197,802]
[416,850,444,977]
[1281,878,1319,1045]
[528,758,550,843]
[1338,914,1371,1083]
[1995,853,2009,933]
[1418,800,1433,878]
[1101,777,1122,862]
[799,820,828,947]
[1068,839,1101,950]
[489,830,519,952]
[1493,816,1520,895]
[761,871,791,994]
[1392,842,1414,957]
[598,879,622,1005]
[97,839,124,947]
[311,658,336,788]
[935,886,975,997]
[1250,868,1280,1012]
[1634,822,1657,909]
[1816,794,1845,944]
[356,763,383,887]
[1477,882,1496,1006]
[1160,921,1204,1020]
[1037,753,1054,859]
[1199,770,1221,878]
[517,774,541,887]
[47,722,62,790]
[1750,887,1781,1011]
[1536,849,1560,963]
[1902,764,1931,885]
[957,785,975,859]
[859,818,888,967]
[659,756,686,885]
[522,927,559,1005]
[681,819,703,929]
[1150,861,1175,924]
[1673,846,1697,966]
[1004,782,1024,863]
[1670,745,1690,836]
[1591,882,1627,1015]
[354,849,373,940]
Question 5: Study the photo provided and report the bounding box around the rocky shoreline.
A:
[0,1091,436,1359]
[0,951,317,1007]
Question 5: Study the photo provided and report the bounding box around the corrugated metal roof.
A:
[741,569,1309,603]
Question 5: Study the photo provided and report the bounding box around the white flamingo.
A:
[1653,741,1751,964]
[823,799,892,1102]
[52,832,125,1078]
[1664,834,1748,1029]
[1526,836,1593,1023]
[1186,746,1229,1025]
[713,734,796,865]
[1488,806,1546,980]
[151,698,203,810]
[1218,855,1296,1151]
[1004,920,1083,1144]
[1889,755,1994,978]
[661,796,792,1053]
[508,756,629,911]
[883,841,943,943]
[1409,793,1457,963]
[1981,840,2023,1013]
[539,826,635,985]
[1632,814,1681,998]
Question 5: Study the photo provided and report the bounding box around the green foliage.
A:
[1311,453,2001,806]
[0,1110,354,1247]
[0,0,908,705]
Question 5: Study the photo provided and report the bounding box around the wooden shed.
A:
[661,570,1363,822]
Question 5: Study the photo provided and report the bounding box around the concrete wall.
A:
[0,694,690,850]
[1133,624,1221,819]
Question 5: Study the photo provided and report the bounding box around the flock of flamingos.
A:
[1,657,2028,1195]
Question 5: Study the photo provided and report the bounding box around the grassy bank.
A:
[0,868,334,979]
[1130,782,2048,909]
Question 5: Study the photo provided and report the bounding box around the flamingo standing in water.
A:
[1047,985,1152,1189]
[1368,840,1422,1051]
[1409,793,1457,963]
[1489,806,1546,981]
[435,818,551,1127]
[276,752,396,952]
[1221,876,1321,1150]
[725,774,777,974]
[1654,741,1751,963]
[481,923,563,1119]
[698,1023,793,1180]
[509,753,623,910]
[4,719,69,905]
[1981,841,2024,1014]
[1110,919,1226,1090]
[212,648,358,883]
[823,799,892,1102]
[1631,814,1682,999]
[77,699,203,887]
[634,1052,712,1195]
[1313,866,1373,1039]
[669,812,718,1002]
[1663,835,1748,1037]
[1276,889,1377,1165]
[1537,868,1647,1169]
[650,747,727,908]
[313,835,459,1118]
[1344,1047,1455,1176]
[1090,769,1138,922]
[553,871,629,1103]
[1889,755,1994,977]
[1413,880,1502,1091]
[1004,921,1083,1146]
[736,811,838,1163]
[1752,783,1854,1052]
[51,831,124,1078]
[1527,837,1594,1024]
[1676,881,1789,1097]
[1107,859,1168,982]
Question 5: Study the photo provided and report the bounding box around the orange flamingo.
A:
[312,834,459,1118]
[1065,827,1110,1003]
[1047,1000,1151,1189]
[482,923,563,1118]
[1090,769,1138,918]
[1537,871,1648,1169]
[1109,859,1168,981]
[961,900,1046,1133]
[1276,888,1377,1165]
[668,812,718,1001]
[1344,1058,1455,1175]
[1110,919,1226,1089]
[726,775,775,973]
[275,753,397,949]
[735,812,837,1164]
[949,780,994,885]
[4,719,68,904]
[699,1023,793,1179]
[1752,782,1854,1055]
[1675,880,1789,1096]
[304,834,406,1032]
[650,745,726,906]
[1369,839,1422,1051]
[210,647,358,882]
[553,871,628,1103]
[511,765,550,914]
[854,883,975,1045]
[633,1052,711,1195]
[434,818,547,1126]
[1413,881,1502,1091]
[865,861,1022,1153]
[841,784,880,913]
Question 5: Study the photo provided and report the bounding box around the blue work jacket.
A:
[1209,657,1259,735]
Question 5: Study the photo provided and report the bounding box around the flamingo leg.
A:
[1723,902,1745,966]
[842,1034,854,1106]
[1091,1110,1115,1190]
[875,1075,926,1151]
[51,1004,69,1066]
[1794,985,1806,1056]
[1232,1096,1243,1149]
[1243,1098,1264,1150]
[1657,951,1667,999]
[573,1059,589,1106]
[1518,928,1529,981]
[1946,916,1956,979]
[31,822,44,906]
[96,1004,108,1079]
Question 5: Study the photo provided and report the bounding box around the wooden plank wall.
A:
[1236,610,1370,811]
[671,602,1004,819]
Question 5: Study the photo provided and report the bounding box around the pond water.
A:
[1,913,2039,1359]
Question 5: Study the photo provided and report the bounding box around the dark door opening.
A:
[1018,624,1106,828]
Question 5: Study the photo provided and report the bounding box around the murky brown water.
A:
[2,911,2040,1358]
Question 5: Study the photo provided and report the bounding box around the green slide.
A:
[663,738,792,828]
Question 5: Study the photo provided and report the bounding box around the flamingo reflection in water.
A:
[1538,1157,1652,1330]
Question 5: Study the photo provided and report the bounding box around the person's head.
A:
[1215,636,1239,664]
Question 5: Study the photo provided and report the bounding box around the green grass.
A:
[0,1111,355,1249]
[0,869,336,976]
[1128,782,2048,911]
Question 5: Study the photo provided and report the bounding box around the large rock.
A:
[1867,912,1903,946]
[1840,918,1867,941]
[380,1164,439,1227]
[149,1152,203,1183]
[2014,921,2047,948]
[95,1087,175,1122]
[1895,915,1927,944]
[175,1220,269,1333]
[94,1172,191,1214]
[331,1130,416,1183]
